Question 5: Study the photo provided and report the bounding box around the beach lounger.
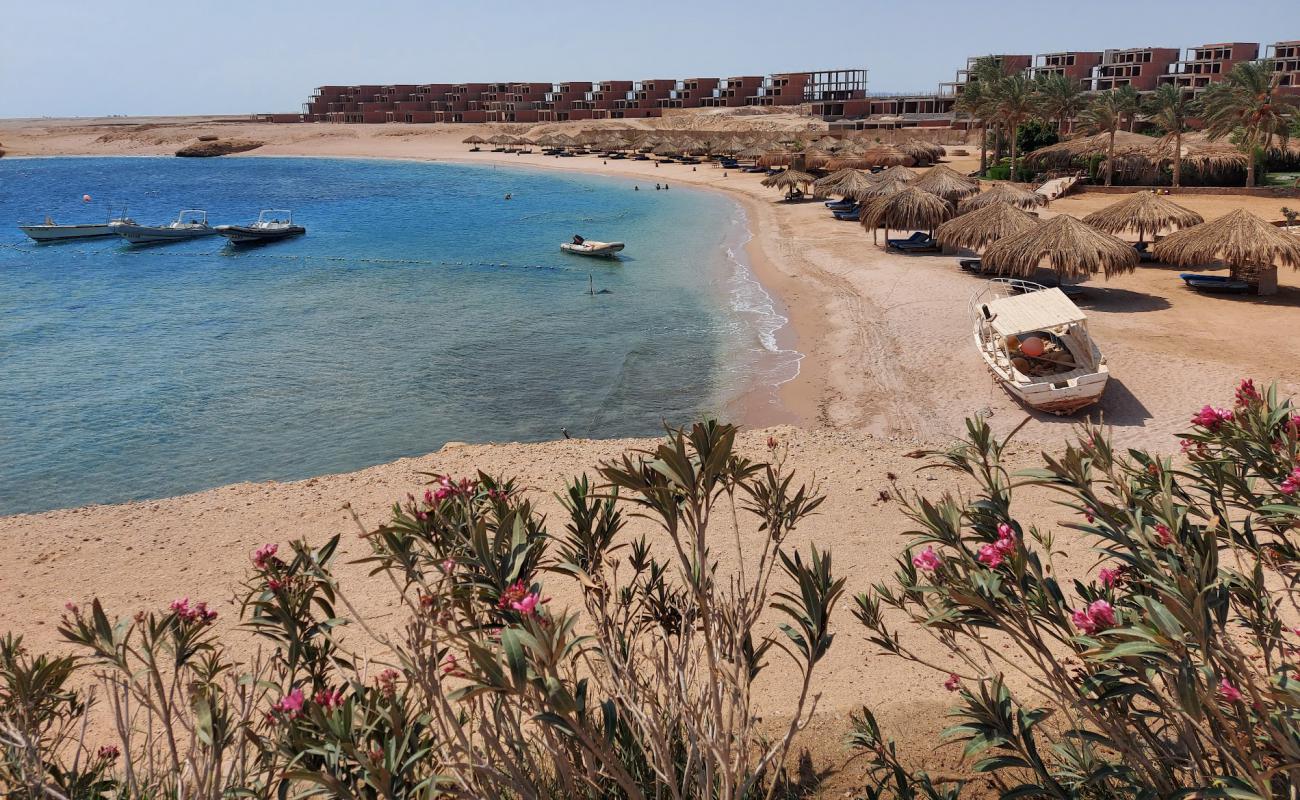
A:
[825,200,856,210]
[959,258,985,273]
[1180,273,1250,294]
[832,208,861,221]
[1133,241,1155,263]
[886,232,940,253]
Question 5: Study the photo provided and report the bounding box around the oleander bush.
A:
[0,422,840,799]
[851,380,1300,799]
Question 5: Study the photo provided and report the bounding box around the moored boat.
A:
[216,210,305,244]
[19,209,135,242]
[970,278,1109,415]
[560,240,625,258]
[112,210,219,244]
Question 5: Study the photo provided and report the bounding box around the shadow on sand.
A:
[1076,285,1172,313]
[1006,377,1153,431]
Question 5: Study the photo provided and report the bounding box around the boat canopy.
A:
[981,288,1086,337]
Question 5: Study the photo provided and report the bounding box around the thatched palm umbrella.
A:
[462,134,485,147]
[958,182,1047,213]
[761,169,817,199]
[858,144,915,167]
[982,214,1138,283]
[486,133,513,147]
[736,145,767,163]
[935,202,1040,252]
[652,142,681,158]
[879,164,919,182]
[813,168,875,198]
[757,149,795,168]
[912,165,980,203]
[859,186,955,245]
[1151,208,1300,294]
[846,176,910,202]
[1081,191,1204,243]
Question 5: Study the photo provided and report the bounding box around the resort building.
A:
[1158,43,1260,91]
[655,78,720,109]
[1031,52,1104,88]
[939,55,1033,96]
[1267,40,1300,92]
[699,76,764,108]
[1088,47,1181,91]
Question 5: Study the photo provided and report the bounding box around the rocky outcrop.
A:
[175,138,263,157]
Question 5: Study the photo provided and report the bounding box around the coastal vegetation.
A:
[5,383,1300,798]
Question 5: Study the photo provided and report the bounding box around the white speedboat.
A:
[216,210,305,245]
[560,240,625,258]
[113,210,220,244]
[19,209,135,242]
[970,279,1108,415]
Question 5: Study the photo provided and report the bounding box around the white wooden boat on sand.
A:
[560,240,625,258]
[970,279,1108,415]
[112,210,220,244]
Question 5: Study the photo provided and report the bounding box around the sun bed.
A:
[886,232,941,253]
[959,258,985,273]
[832,208,861,221]
[1133,241,1156,263]
[1180,273,1250,294]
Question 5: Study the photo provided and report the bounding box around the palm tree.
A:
[1035,73,1086,135]
[955,56,1005,175]
[990,74,1040,181]
[1079,86,1139,186]
[1199,59,1298,187]
[1144,83,1191,188]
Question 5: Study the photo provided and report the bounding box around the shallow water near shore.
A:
[0,156,797,515]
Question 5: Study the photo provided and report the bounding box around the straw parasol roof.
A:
[958,182,1046,213]
[845,176,911,202]
[1151,209,1300,280]
[1025,131,1250,185]
[911,165,980,202]
[859,187,955,243]
[981,215,1138,282]
[879,164,919,182]
[813,169,877,198]
[462,134,485,144]
[761,169,817,196]
[935,202,1041,252]
[736,145,768,161]
[1081,191,1205,242]
[858,145,915,167]
[486,133,513,145]
[652,143,681,157]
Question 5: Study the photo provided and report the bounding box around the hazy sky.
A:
[1,0,1293,118]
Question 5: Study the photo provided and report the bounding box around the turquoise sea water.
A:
[0,156,797,515]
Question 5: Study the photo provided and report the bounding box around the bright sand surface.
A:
[3,115,1300,789]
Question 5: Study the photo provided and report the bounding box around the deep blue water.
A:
[0,156,796,515]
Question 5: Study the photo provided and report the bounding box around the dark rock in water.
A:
[175,139,263,157]
[595,289,613,294]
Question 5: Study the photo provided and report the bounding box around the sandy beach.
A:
[3,114,1300,789]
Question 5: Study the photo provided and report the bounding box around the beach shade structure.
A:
[859,186,955,245]
[911,165,981,203]
[899,140,943,166]
[462,134,485,148]
[1081,191,1204,243]
[652,142,682,158]
[735,145,768,162]
[757,149,795,168]
[981,214,1139,284]
[861,145,916,168]
[878,164,919,182]
[486,133,514,148]
[935,201,1041,253]
[812,168,875,199]
[1150,208,1300,295]
[761,169,817,199]
[845,176,911,203]
[958,182,1047,213]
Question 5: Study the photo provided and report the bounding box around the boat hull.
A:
[560,241,625,258]
[216,225,305,244]
[19,224,117,242]
[112,223,219,244]
[975,334,1109,415]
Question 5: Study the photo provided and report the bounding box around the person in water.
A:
[572,234,585,245]
[505,193,512,200]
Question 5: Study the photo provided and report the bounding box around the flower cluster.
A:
[1280,467,1300,495]
[96,744,120,762]
[977,523,1017,569]
[170,597,217,625]
[1098,566,1121,588]
[1191,405,1234,431]
[313,688,344,712]
[1071,599,1116,635]
[376,668,400,699]
[497,580,546,616]
[1235,378,1261,408]
[912,546,941,573]
[1217,678,1243,703]
[251,543,279,570]
[271,687,304,722]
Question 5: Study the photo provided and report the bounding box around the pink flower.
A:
[1235,379,1261,408]
[1099,567,1120,588]
[273,687,304,719]
[1280,467,1300,495]
[1155,524,1173,546]
[251,543,278,570]
[376,668,400,699]
[170,598,217,625]
[912,546,941,572]
[1087,600,1115,628]
[977,543,1004,568]
[1072,600,1116,634]
[943,673,961,691]
[442,653,467,677]
[96,744,120,761]
[64,601,79,614]
[1084,507,1096,523]
[440,558,456,574]
[313,688,344,711]
[1218,679,1242,703]
[767,436,779,450]
[1191,405,1233,431]
[497,580,530,610]
[267,578,285,591]
[512,591,542,616]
